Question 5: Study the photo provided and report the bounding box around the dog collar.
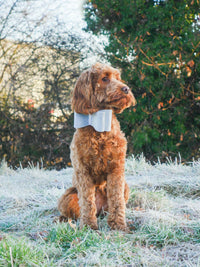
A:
[74,109,112,132]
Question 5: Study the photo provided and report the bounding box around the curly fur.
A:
[58,62,136,230]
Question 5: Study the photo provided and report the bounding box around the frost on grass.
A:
[126,154,200,198]
[0,160,73,233]
[0,155,200,266]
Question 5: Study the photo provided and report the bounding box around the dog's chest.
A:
[72,129,127,182]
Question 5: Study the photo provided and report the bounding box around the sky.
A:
[51,0,86,30]
[0,0,86,40]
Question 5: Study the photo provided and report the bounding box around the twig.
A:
[9,247,14,267]
[139,47,168,77]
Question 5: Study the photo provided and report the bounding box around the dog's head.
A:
[72,62,136,114]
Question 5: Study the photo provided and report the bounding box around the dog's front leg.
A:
[77,177,98,230]
[107,171,127,231]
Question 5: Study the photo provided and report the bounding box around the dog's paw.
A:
[58,215,68,223]
[108,219,128,231]
[80,219,98,230]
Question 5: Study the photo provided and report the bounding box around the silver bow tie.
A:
[74,110,112,132]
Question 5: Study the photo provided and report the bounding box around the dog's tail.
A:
[58,183,130,221]
[58,187,80,221]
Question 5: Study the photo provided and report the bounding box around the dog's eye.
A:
[102,77,109,82]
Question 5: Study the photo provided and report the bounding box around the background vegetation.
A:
[0,0,200,168]
[0,37,79,169]
[0,0,97,169]
[85,0,200,161]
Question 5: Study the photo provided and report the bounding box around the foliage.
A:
[0,39,78,169]
[0,2,81,168]
[0,0,107,168]
[84,0,200,161]
[0,98,74,169]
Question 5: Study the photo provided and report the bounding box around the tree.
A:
[0,0,108,168]
[84,0,200,161]
[0,0,81,168]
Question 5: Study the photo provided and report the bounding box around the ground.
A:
[0,155,200,266]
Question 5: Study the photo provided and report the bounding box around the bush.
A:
[84,0,200,161]
[0,99,74,169]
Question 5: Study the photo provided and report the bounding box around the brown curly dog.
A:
[58,63,136,230]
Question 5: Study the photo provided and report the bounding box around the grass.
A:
[0,155,200,266]
[0,236,51,266]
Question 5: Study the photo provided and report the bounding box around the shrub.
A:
[84,0,200,161]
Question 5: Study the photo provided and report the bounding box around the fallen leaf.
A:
[68,219,76,230]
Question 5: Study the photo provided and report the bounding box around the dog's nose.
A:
[121,86,130,94]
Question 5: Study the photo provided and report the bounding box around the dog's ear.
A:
[71,69,94,114]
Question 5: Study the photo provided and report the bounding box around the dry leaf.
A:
[187,59,195,68]
[68,219,76,230]
[158,102,164,109]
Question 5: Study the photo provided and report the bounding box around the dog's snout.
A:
[121,86,129,94]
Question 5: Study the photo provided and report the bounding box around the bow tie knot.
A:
[74,110,112,132]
